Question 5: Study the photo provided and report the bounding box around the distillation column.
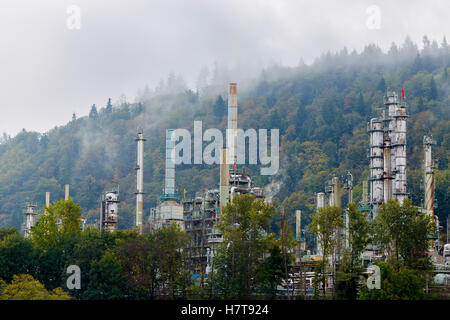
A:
[135,130,146,234]
[316,192,326,256]
[392,96,408,203]
[23,202,38,238]
[368,118,384,218]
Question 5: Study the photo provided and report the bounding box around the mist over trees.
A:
[0,36,448,244]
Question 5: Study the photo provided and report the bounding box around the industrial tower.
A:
[23,201,38,238]
[368,91,408,219]
[135,129,146,234]
[100,189,120,232]
[151,129,184,231]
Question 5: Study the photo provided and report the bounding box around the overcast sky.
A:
[0,0,448,136]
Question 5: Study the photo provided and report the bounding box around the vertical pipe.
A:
[362,180,368,206]
[383,138,392,201]
[227,83,238,167]
[65,184,70,201]
[136,130,146,234]
[423,136,435,216]
[332,177,340,208]
[219,148,230,210]
[45,192,50,207]
[295,210,302,240]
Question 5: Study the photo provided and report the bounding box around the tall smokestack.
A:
[165,129,176,195]
[423,135,436,217]
[227,83,238,167]
[65,184,70,201]
[135,129,146,234]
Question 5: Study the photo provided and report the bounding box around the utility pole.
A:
[280,208,290,299]
[447,215,449,244]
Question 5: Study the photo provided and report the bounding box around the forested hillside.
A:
[0,36,448,241]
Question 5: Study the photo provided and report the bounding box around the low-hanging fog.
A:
[0,0,448,136]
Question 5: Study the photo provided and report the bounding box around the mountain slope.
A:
[0,37,448,240]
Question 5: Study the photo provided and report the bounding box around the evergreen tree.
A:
[376,77,386,92]
[428,77,438,100]
[89,104,98,120]
[212,95,226,119]
[105,98,113,114]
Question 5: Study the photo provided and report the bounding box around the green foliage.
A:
[210,194,276,299]
[83,251,128,300]
[309,206,344,264]
[359,263,426,300]
[309,206,344,295]
[0,274,70,300]
[150,223,188,299]
[335,203,370,299]
[373,199,434,270]
[0,233,35,282]
[255,245,284,298]
[30,199,82,252]
[0,227,18,241]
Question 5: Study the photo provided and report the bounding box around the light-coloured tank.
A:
[100,190,119,232]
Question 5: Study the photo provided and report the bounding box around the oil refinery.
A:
[21,83,448,294]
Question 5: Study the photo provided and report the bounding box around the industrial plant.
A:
[21,82,447,293]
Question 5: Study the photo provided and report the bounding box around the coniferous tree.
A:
[89,104,98,120]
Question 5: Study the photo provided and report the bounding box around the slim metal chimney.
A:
[423,135,436,216]
[65,184,70,201]
[227,83,238,167]
[219,148,230,209]
[135,129,146,234]
[45,192,50,207]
